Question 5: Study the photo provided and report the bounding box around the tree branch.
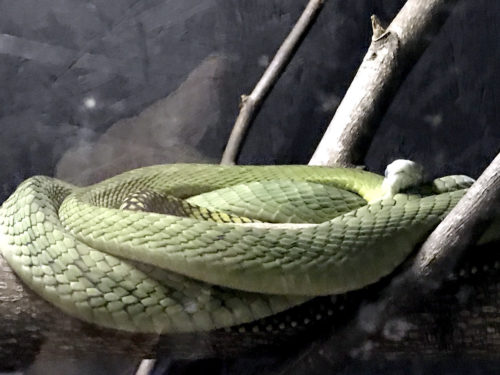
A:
[221,0,326,165]
[408,152,500,285]
[309,0,459,167]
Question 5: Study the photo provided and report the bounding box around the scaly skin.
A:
[0,164,468,333]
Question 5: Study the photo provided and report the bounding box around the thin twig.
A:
[221,0,326,165]
[309,0,459,167]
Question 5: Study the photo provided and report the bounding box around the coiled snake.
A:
[0,161,491,334]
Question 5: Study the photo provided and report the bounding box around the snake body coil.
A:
[0,163,478,333]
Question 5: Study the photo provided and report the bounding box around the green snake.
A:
[0,161,491,334]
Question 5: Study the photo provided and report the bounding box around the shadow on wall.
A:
[55,55,228,185]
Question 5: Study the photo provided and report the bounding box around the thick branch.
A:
[309,0,459,166]
[221,0,325,165]
[409,152,500,284]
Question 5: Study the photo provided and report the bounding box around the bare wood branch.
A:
[221,0,326,165]
[309,0,459,167]
[409,152,500,285]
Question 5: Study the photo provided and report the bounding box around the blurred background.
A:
[0,0,498,374]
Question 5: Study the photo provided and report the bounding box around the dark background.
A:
[0,0,498,374]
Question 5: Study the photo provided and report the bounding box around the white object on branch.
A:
[381,159,424,197]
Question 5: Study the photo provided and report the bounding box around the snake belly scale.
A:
[0,164,468,333]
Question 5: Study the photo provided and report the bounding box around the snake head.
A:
[382,159,425,197]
